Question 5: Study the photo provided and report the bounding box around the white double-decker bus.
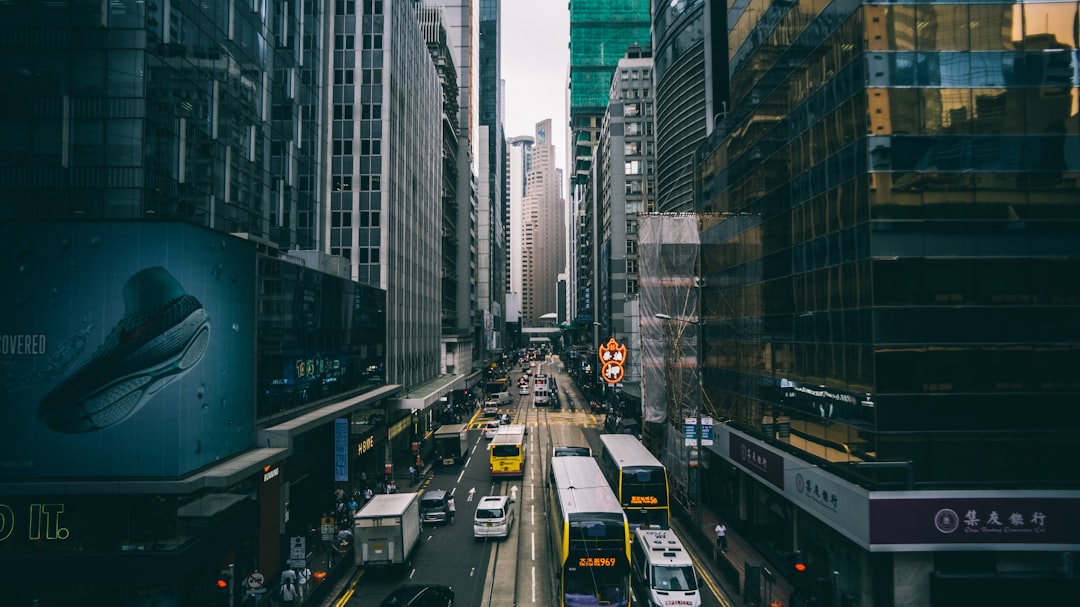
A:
[533,374,551,406]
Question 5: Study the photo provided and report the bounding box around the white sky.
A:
[501,1,570,173]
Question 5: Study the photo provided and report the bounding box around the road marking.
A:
[468,487,476,501]
[531,565,537,603]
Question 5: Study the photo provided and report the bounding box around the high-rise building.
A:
[417,5,480,379]
[423,0,484,371]
[0,1,401,604]
[476,0,506,354]
[507,135,536,330]
[689,3,1080,605]
[567,0,650,342]
[521,120,565,325]
[326,0,444,389]
[651,0,727,212]
[593,46,655,409]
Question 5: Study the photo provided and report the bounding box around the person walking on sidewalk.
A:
[715,522,728,552]
[409,464,417,485]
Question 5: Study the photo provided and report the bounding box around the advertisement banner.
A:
[0,222,256,479]
[334,417,349,482]
[684,417,697,446]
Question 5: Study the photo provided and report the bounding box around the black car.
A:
[380,584,454,607]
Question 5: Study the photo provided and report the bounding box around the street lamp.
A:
[654,312,704,529]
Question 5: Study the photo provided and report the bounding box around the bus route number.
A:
[630,495,658,505]
[579,557,617,567]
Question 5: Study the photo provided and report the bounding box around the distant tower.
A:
[521,120,565,325]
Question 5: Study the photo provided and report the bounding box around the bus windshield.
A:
[492,444,521,457]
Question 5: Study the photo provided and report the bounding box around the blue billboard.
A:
[0,222,257,479]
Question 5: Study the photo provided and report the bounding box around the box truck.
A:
[353,492,422,569]
[432,423,469,466]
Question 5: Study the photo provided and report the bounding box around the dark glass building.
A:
[0,2,397,606]
[695,2,1080,605]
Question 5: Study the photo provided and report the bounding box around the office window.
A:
[333,104,353,120]
[332,140,353,155]
[333,175,352,191]
[364,33,383,49]
[335,0,354,15]
[334,69,353,85]
[335,34,354,50]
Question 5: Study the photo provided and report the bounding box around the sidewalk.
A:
[672,498,793,607]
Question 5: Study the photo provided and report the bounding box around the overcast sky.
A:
[501,2,570,173]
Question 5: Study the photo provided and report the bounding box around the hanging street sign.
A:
[598,338,627,384]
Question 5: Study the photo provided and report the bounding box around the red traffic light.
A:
[794,562,807,573]
[216,579,229,588]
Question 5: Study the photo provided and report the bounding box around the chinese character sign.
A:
[598,338,627,384]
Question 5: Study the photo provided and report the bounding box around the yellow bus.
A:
[548,455,631,607]
[597,434,670,530]
[489,424,527,478]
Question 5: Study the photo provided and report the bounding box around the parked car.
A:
[379,584,454,607]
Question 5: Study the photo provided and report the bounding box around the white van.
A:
[630,529,702,607]
[490,392,512,405]
[473,495,514,539]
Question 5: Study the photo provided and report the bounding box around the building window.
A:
[332,139,353,155]
[361,103,381,119]
[626,239,637,255]
[334,69,353,85]
[362,68,382,85]
[335,34,355,50]
[364,0,382,14]
[624,103,640,117]
[332,211,352,227]
[625,160,642,175]
[333,104,353,120]
[360,139,381,155]
[333,175,352,191]
[335,0,354,15]
[363,33,383,49]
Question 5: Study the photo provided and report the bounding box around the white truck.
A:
[353,492,422,569]
[432,423,469,466]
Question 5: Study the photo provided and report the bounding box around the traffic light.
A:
[215,565,234,607]
[791,550,808,589]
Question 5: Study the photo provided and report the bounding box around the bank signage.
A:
[869,494,1080,549]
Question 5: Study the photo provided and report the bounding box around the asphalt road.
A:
[333,356,730,607]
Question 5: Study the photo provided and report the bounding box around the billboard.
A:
[0,222,256,479]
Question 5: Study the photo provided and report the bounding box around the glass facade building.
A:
[0,0,319,250]
[695,1,1080,604]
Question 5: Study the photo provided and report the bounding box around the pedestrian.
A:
[347,496,359,516]
[715,522,728,551]
[363,486,374,502]
[409,464,417,485]
[334,486,345,502]
[280,578,298,607]
[298,566,311,601]
[448,496,456,524]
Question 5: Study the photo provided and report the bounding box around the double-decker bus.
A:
[549,423,592,458]
[533,374,551,406]
[597,434,670,529]
[548,456,631,607]
[489,424,527,478]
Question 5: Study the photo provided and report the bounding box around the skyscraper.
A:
[521,119,566,325]
[692,2,1080,604]
[477,0,506,353]
[326,0,443,388]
